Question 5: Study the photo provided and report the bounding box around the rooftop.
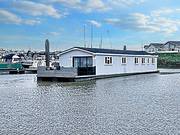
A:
[166,41,180,45]
[149,43,164,47]
[75,47,153,56]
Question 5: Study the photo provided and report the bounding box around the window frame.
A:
[121,57,127,64]
[147,58,150,64]
[134,57,139,64]
[152,58,155,64]
[142,58,145,64]
[104,56,113,65]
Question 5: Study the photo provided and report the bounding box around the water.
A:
[0,73,180,135]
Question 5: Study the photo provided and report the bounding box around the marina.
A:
[1,0,180,134]
[0,42,60,75]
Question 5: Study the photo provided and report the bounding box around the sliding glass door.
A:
[73,56,93,68]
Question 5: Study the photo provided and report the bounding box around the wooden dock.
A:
[37,66,159,82]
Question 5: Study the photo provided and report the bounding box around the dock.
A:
[159,68,180,75]
[37,66,159,82]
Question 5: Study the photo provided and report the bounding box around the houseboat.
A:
[37,47,158,81]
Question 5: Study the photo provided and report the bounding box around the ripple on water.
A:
[0,73,180,134]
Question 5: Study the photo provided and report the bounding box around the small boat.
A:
[0,63,24,74]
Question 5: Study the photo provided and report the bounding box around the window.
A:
[122,57,127,64]
[152,58,155,64]
[134,57,139,64]
[147,58,150,64]
[142,58,145,64]
[105,57,112,65]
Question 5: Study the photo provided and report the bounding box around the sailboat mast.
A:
[91,24,93,48]
[99,33,102,48]
[84,25,86,48]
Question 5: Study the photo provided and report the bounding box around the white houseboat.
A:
[37,47,158,81]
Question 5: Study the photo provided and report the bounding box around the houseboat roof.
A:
[60,47,154,56]
[76,47,153,55]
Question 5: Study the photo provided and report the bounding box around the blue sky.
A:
[1,0,180,51]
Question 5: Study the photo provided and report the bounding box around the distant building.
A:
[144,41,180,53]
[0,49,5,63]
[0,48,5,55]
[144,43,164,53]
[2,54,15,63]
[163,41,180,52]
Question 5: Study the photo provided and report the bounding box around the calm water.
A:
[0,73,180,135]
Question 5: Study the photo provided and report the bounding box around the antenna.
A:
[141,42,143,51]
[107,30,112,49]
[99,33,102,48]
[84,24,86,48]
[91,24,93,48]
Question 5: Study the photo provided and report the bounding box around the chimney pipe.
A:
[123,45,127,51]
[45,39,50,67]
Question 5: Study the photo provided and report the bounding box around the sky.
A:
[1,0,180,51]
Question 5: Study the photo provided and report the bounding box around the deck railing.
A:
[77,66,96,76]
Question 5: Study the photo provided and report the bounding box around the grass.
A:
[158,53,180,68]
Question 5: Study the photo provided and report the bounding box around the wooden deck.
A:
[37,66,159,82]
[37,66,78,78]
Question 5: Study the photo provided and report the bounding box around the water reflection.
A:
[0,73,180,134]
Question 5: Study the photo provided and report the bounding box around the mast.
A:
[99,33,102,48]
[107,30,112,49]
[91,24,93,48]
[84,24,86,48]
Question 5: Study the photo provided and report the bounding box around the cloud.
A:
[12,0,62,18]
[105,10,180,34]
[151,8,174,17]
[24,19,41,25]
[47,0,145,13]
[107,0,146,7]
[48,0,108,12]
[0,9,22,24]
[47,32,60,36]
[85,0,109,12]
[87,20,102,27]
[43,31,60,36]
[0,9,40,25]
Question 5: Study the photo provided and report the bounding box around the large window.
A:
[73,56,93,68]
[122,57,127,64]
[105,57,112,65]
[134,57,139,64]
[142,58,145,64]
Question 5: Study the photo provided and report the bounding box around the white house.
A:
[163,41,180,52]
[59,47,158,77]
[144,41,180,53]
[144,43,164,53]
